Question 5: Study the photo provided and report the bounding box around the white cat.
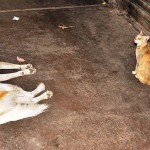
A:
[0,62,53,125]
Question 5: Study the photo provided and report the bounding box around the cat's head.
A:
[134,31,149,46]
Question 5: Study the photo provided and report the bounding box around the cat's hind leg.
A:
[15,84,52,104]
[0,62,32,70]
[31,83,46,96]
[31,91,53,104]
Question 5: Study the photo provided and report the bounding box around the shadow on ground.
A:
[0,1,149,150]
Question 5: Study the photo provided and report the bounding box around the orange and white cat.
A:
[132,31,150,85]
[0,62,53,125]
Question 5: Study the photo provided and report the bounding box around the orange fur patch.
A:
[0,91,8,99]
[135,44,150,84]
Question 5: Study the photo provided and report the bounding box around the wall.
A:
[120,0,150,31]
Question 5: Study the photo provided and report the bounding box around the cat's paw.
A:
[45,90,53,99]
[22,68,36,75]
[20,64,33,70]
[132,71,136,75]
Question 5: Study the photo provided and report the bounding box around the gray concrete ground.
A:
[0,1,150,150]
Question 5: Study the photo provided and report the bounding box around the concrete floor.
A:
[0,1,150,150]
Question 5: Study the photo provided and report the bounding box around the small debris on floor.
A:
[12,16,20,21]
[17,56,25,62]
[58,24,74,29]
[109,10,114,13]
[102,2,107,5]
[129,23,132,26]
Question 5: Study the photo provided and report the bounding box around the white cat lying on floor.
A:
[0,62,53,125]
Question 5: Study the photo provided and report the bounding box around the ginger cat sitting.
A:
[132,31,150,85]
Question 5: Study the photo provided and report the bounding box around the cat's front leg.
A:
[132,70,136,75]
[132,64,138,75]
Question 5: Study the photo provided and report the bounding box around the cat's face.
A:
[134,31,149,46]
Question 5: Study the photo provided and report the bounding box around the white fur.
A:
[0,104,48,124]
[0,62,53,125]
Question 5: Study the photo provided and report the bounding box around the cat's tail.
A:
[0,104,48,125]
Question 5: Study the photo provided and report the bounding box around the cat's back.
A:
[139,53,150,65]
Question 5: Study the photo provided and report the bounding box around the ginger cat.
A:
[132,31,150,85]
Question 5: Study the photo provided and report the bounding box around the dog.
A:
[0,62,53,125]
[132,31,150,85]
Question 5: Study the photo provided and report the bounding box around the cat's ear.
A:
[145,36,150,41]
[139,30,143,35]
